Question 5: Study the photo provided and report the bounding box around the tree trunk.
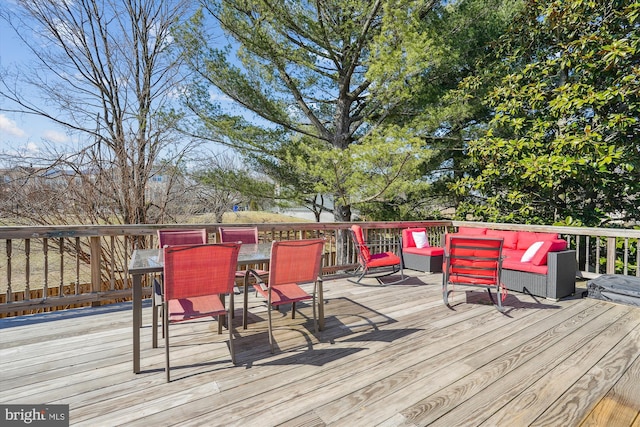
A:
[334,200,352,265]
[334,203,352,222]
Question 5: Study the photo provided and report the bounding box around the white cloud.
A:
[24,142,40,154]
[0,114,27,138]
[43,129,69,143]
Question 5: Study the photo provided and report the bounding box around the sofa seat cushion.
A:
[403,246,444,256]
[502,258,549,275]
[502,248,525,261]
[486,229,519,249]
[516,231,559,250]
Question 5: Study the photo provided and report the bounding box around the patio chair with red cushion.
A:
[157,228,208,247]
[443,235,506,312]
[348,224,405,285]
[218,225,269,295]
[218,226,259,244]
[161,242,241,382]
[242,239,325,353]
[153,228,209,348]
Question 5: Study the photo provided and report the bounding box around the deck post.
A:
[606,237,616,275]
[90,236,102,304]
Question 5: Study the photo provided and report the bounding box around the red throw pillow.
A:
[531,239,568,266]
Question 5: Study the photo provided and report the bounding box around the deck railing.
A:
[1,220,638,316]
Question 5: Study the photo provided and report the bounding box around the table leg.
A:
[219,294,225,334]
[132,273,142,374]
[243,271,250,329]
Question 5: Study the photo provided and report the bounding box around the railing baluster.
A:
[59,238,65,297]
[606,237,616,274]
[25,239,30,301]
[124,235,129,289]
[595,238,601,275]
[624,238,629,276]
[75,237,81,295]
[43,238,49,301]
[110,236,116,291]
[636,239,639,277]
[6,239,12,303]
[586,236,590,273]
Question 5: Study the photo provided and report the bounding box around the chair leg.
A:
[152,303,158,348]
[291,302,296,319]
[230,292,235,320]
[218,294,225,334]
[228,301,236,364]
[442,273,450,307]
[268,289,275,353]
[243,271,250,330]
[488,286,506,313]
[312,282,318,333]
[164,303,171,382]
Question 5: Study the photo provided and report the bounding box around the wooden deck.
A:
[2,271,640,426]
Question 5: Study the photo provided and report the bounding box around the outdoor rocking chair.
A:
[348,224,405,285]
[442,235,506,312]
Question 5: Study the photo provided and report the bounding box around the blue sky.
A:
[0,1,72,155]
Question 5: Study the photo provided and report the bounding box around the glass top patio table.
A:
[129,243,272,273]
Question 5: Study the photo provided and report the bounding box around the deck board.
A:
[1,271,640,426]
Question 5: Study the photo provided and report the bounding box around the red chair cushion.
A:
[253,282,312,305]
[168,294,225,322]
[502,258,549,274]
[403,246,445,256]
[367,251,401,268]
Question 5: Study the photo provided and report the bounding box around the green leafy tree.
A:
[454,0,640,226]
[175,0,439,222]
[361,0,523,220]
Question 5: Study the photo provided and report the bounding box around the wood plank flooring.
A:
[1,271,640,426]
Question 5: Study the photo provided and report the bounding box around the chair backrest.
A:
[163,243,241,300]
[157,229,207,247]
[268,239,325,286]
[350,225,371,263]
[219,226,259,244]
[445,236,503,286]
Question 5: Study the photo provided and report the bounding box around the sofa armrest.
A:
[546,250,577,300]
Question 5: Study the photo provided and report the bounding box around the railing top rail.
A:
[0,221,453,240]
[454,221,640,238]
[1,220,638,240]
